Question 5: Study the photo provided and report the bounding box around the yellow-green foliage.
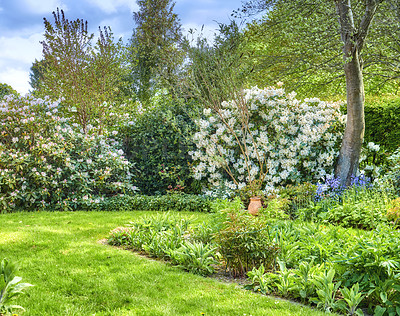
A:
[387,198,400,226]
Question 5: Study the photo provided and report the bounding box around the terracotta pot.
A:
[248,197,262,216]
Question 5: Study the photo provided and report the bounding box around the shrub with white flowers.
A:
[0,94,136,212]
[190,86,345,194]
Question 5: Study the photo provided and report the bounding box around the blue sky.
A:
[0,0,246,94]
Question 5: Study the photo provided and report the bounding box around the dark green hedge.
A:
[95,194,213,213]
[120,99,201,195]
[364,98,400,153]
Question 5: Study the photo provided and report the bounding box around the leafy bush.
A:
[120,98,200,195]
[189,198,242,244]
[0,94,135,213]
[95,193,212,213]
[215,210,280,277]
[191,86,345,194]
[0,258,33,315]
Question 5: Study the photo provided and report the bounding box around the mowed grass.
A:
[0,211,326,316]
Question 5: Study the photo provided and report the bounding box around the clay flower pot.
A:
[248,197,262,216]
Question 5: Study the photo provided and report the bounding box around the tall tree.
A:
[36,8,129,131]
[130,0,184,105]
[183,21,251,109]
[237,0,395,186]
[29,59,45,93]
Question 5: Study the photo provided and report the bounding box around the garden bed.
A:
[0,210,325,316]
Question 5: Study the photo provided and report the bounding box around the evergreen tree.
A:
[130,0,184,105]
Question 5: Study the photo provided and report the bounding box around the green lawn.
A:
[0,211,326,316]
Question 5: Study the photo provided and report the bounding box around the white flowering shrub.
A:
[190,86,345,193]
[0,94,135,212]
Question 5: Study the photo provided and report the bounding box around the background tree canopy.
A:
[239,0,400,98]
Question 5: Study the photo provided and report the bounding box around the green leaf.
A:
[375,306,387,316]
[380,291,388,303]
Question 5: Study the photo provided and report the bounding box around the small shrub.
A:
[190,198,244,245]
[278,183,316,217]
[215,210,280,277]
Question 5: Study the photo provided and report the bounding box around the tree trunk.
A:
[334,0,376,187]
[335,49,365,186]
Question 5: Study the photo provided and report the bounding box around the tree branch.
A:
[357,0,379,52]
[335,0,356,55]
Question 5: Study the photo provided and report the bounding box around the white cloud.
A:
[0,33,43,94]
[0,33,43,65]
[86,0,138,13]
[0,67,31,95]
[21,0,68,14]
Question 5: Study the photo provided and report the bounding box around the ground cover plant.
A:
[244,221,400,315]
[0,258,33,315]
[295,177,397,230]
[0,211,326,316]
[106,191,400,315]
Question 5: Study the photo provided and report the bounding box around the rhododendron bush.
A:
[190,86,345,194]
[0,94,135,212]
